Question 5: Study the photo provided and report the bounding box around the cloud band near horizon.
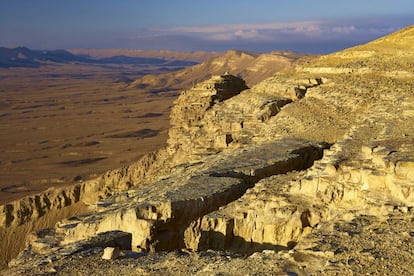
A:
[1,15,413,53]
[126,15,412,53]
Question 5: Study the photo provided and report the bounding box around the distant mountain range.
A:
[0,47,198,68]
[69,49,221,63]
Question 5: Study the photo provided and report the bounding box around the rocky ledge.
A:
[3,26,414,274]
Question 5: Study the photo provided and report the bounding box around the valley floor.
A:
[0,63,173,204]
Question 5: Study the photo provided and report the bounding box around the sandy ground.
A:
[0,63,175,204]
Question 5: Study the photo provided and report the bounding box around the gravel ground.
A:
[6,212,414,276]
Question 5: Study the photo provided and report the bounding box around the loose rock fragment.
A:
[102,247,120,260]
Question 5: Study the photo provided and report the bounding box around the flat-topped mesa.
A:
[167,73,248,156]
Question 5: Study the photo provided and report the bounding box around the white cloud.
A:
[234,29,260,39]
[207,33,235,41]
[155,21,322,35]
[149,18,411,44]
[331,26,357,33]
[127,16,413,53]
[208,29,265,41]
[151,21,329,43]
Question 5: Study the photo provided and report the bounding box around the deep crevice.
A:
[146,142,330,252]
[184,142,331,254]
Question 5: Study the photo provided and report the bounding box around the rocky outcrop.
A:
[167,74,248,158]
[167,72,325,167]
[0,148,163,268]
[4,25,414,274]
[9,139,327,269]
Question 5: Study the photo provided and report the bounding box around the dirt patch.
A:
[137,112,163,118]
[107,129,159,139]
[0,63,173,202]
[58,157,107,166]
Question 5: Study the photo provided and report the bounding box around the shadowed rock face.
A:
[4,25,414,274]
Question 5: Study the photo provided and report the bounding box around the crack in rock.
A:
[9,140,328,267]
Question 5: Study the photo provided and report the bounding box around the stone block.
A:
[395,160,414,179]
[102,247,120,260]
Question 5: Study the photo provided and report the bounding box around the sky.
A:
[0,0,413,53]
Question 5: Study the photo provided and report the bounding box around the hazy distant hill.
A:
[0,47,198,68]
[129,50,310,93]
[0,47,88,67]
[96,55,197,67]
[69,49,221,63]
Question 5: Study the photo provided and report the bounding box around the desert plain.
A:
[0,62,174,204]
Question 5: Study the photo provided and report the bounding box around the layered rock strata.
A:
[10,139,328,268]
[167,73,248,159]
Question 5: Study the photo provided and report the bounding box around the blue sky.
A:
[1,0,413,53]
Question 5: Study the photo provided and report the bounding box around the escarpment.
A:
[166,73,326,166]
[3,25,414,274]
[167,74,249,158]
